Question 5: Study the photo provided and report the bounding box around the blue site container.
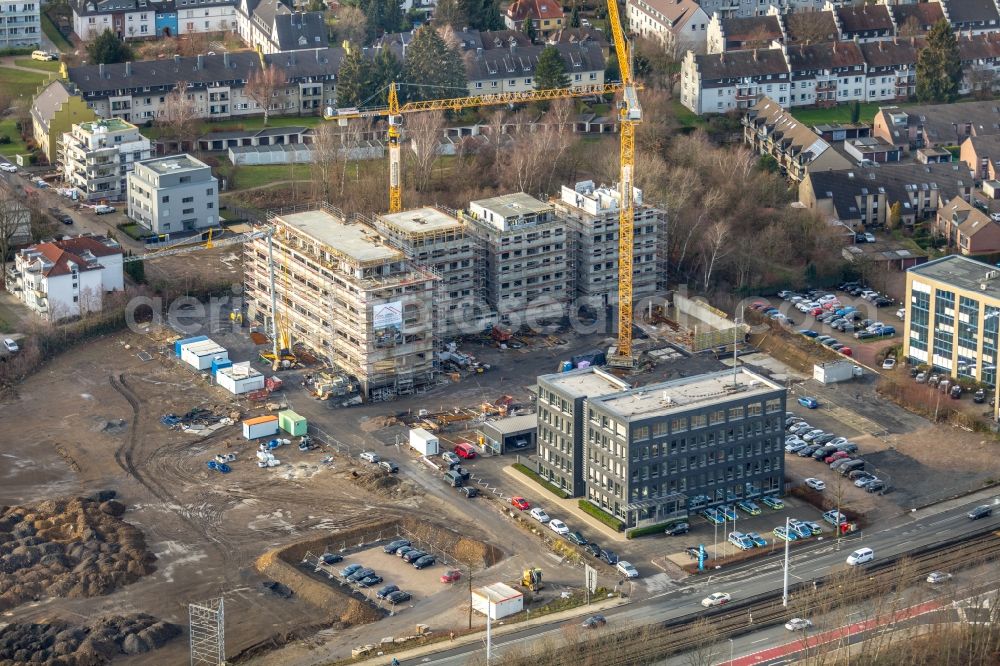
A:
[174,335,208,357]
[211,358,233,377]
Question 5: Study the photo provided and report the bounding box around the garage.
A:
[479,414,537,455]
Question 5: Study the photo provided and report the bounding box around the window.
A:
[709,409,725,425]
[182,196,193,203]
[690,413,707,429]
[728,406,743,420]
[161,195,169,203]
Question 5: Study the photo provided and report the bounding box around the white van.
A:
[31,50,55,61]
[846,547,874,566]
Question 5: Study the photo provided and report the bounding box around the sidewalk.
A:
[501,465,629,544]
[353,595,628,665]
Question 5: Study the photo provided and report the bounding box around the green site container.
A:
[278,409,307,436]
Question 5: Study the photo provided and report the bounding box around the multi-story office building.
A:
[536,366,786,529]
[904,255,1000,420]
[60,119,151,202]
[127,154,218,234]
[0,0,40,48]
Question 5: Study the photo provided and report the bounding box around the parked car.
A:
[386,590,411,604]
[461,486,479,498]
[359,451,380,463]
[761,496,784,510]
[665,522,690,536]
[701,592,731,607]
[968,505,993,520]
[0,162,17,173]
[358,574,383,587]
[94,204,115,214]
[549,519,569,535]
[376,584,399,599]
[383,539,410,554]
[441,451,461,465]
[825,451,851,464]
[823,510,847,525]
[728,532,754,550]
[746,532,767,547]
[975,389,987,403]
[413,555,436,569]
[454,442,477,459]
[830,457,856,471]
[401,550,426,563]
[805,478,826,491]
[567,531,588,546]
[926,571,952,584]
[617,561,639,578]
[584,542,602,557]
[3,338,19,353]
[440,569,462,583]
[803,521,823,535]
[395,546,415,559]
[340,563,363,578]
[773,526,797,542]
[850,470,874,481]
[797,396,819,409]
[601,549,619,565]
[737,500,761,516]
[799,329,819,338]
[510,496,530,510]
[789,423,813,435]
[802,429,825,442]
[320,552,343,564]
[701,508,724,525]
[785,618,814,631]
[786,441,808,454]
[378,460,399,473]
[839,346,853,356]
[348,567,375,582]
[529,507,550,523]
[866,480,887,493]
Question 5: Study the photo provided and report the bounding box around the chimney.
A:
[476,46,483,58]
[125,61,131,76]
[752,48,758,62]
[99,63,105,77]
[224,51,230,67]
[197,54,204,69]
[879,40,884,52]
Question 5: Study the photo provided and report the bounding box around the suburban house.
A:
[31,80,98,164]
[0,0,40,47]
[72,0,239,40]
[706,14,782,54]
[799,162,975,229]
[504,0,564,35]
[873,101,1000,153]
[935,196,1000,254]
[960,134,1000,180]
[12,235,124,321]
[127,154,219,235]
[833,4,894,42]
[627,0,710,56]
[236,0,326,53]
[742,96,852,182]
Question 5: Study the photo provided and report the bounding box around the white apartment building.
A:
[127,154,218,235]
[627,0,710,56]
[60,118,151,202]
[13,235,124,321]
[0,0,40,48]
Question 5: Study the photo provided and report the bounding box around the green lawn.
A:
[41,13,73,52]
[14,58,61,72]
[788,102,883,127]
[671,99,707,129]
[0,65,49,102]
[143,114,325,140]
[0,117,29,158]
[230,163,315,190]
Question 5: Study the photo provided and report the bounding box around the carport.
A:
[479,414,537,455]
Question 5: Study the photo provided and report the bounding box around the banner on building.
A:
[373,301,404,348]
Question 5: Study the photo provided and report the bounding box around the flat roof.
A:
[473,582,522,602]
[538,367,630,399]
[277,210,402,264]
[78,118,134,133]
[483,413,537,434]
[379,207,463,235]
[908,254,1000,298]
[592,368,783,421]
[470,192,552,218]
[140,153,209,175]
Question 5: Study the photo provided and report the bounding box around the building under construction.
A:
[244,205,437,401]
[373,206,488,338]
[554,180,665,308]
[462,193,573,324]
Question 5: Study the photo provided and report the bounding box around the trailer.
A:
[243,415,279,440]
[471,583,523,620]
[409,428,440,456]
[181,339,229,371]
[217,363,265,395]
[813,360,863,385]
[278,409,307,436]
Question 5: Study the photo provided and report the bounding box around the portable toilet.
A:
[243,415,279,439]
[278,410,307,436]
[175,335,208,357]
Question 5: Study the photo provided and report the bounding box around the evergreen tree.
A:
[570,4,581,28]
[850,100,860,124]
[402,25,467,101]
[86,30,133,65]
[916,19,962,103]
[370,47,402,105]
[124,253,145,283]
[434,0,466,28]
[522,17,536,42]
[358,0,403,39]
[534,46,570,89]
[336,48,373,107]
[605,54,620,82]
[471,0,502,30]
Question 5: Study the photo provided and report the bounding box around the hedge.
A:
[511,463,570,499]
[0,47,35,57]
[626,520,685,539]
[577,500,625,532]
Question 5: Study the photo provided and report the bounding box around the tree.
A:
[434,0,467,28]
[0,194,26,288]
[968,67,997,100]
[402,25,467,101]
[305,0,324,10]
[888,201,903,230]
[86,29,133,65]
[405,111,446,192]
[124,252,145,283]
[157,81,200,148]
[898,16,923,38]
[357,0,403,39]
[369,47,402,105]
[917,19,962,103]
[521,17,536,42]
[850,100,860,124]
[336,48,373,107]
[245,65,288,126]
[466,0,502,30]
[534,46,570,90]
[569,4,580,28]
[335,6,368,47]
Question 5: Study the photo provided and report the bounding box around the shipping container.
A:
[813,360,862,385]
[278,410,307,436]
[243,415,279,440]
[471,583,523,619]
[211,358,233,377]
[409,428,439,456]
[217,363,265,395]
[181,339,228,370]
[174,335,208,357]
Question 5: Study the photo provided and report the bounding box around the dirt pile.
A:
[347,469,420,499]
[0,495,156,611]
[0,613,180,665]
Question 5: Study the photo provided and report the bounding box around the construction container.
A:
[471,583,523,620]
[243,415,279,440]
[211,358,233,377]
[813,361,862,385]
[278,410,307,436]
[181,339,228,371]
[265,376,283,392]
[409,428,439,456]
[174,335,208,357]
[217,363,265,395]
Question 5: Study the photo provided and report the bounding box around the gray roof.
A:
[908,254,1000,297]
[879,100,1000,144]
[941,0,1000,25]
[30,79,73,131]
[693,49,788,84]
[272,11,327,51]
[72,0,235,15]
[482,413,537,435]
[465,42,605,82]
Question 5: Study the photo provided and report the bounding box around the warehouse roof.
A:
[482,413,537,434]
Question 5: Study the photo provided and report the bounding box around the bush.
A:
[626,520,684,539]
[0,136,10,145]
[0,47,34,57]
[577,500,625,532]
[511,463,570,499]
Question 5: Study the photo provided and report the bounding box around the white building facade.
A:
[0,0,40,47]
[60,118,151,202]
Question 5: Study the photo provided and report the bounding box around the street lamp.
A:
[729,637,735,665]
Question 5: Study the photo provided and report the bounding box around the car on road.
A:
[737,500,762,516]
[746,532,767,547]
[454,442,477,459]
[567,531,588,546]
[968,505,993,520]
[665,522,690,536]
[387,590,411,604]
[358,574,383,587]
[441,451,461,465]
[773,526,797,542]
[701,592,731,607]
[805,478,826,491]
[548,519,569,535]
[376,584,399,599]
[359,451,380,463]
[94,204,115,214]
[529,507,550,523]
[846,547,874,566]
[340,563,363,578]
[440,569,462,583]
[510,496,530,511]
[584,542,602,557]
[926,571,952,584]
[3,338,19,353]
[797,396,819,409]
[581,614,607,629]
[761,496,784,510]
[383,539,410,554]
[617,561,639,578]
[413,555,436,569]
[0,163,16,173]
[601,549,619,565]
[785,618,813,631]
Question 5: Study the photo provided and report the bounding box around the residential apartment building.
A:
[875,101,1000,154]
[464,41,606,95]
[72,0,239,40]
[31,80,98,164]
[463,193,573,323]
[13,235,123,321]
[784,41,866,108]
[903,255,1000,419]
[960,134,1000,180]
[60,119,151,202]
[0,0,40,47]
[236,0,326,53]
[833,3,894,42]
[374,206,489,337]
[553,180,663,306]
[536,367,631,498]
[243,206,437,400]
[935,196,1000,255]
[680,48,790,114]
[742,96,852,182]
[504,0,564,35]
[127,154,218,235]
[537,366,786,529]
[706,14,782,54]
[799,162,975,229]
[627,0,710,56]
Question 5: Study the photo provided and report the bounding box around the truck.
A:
[813,360,863,385]
[409,427,440,456]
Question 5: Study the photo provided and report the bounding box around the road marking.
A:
[751,637,769,644]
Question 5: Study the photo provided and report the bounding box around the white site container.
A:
[243,415,279,440]
[216,363,265,395]
[181,339,229,371]
[813,360,862,385]
[472,582,523,620]
[409,428,440,456]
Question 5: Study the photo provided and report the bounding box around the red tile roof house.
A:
[936,196,1000,255]
[504,0,564,36]
[13,235,124,321]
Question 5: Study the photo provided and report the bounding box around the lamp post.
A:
[782,516,791,607]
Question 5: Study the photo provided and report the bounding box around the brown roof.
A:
[890,3,945,33]
[721,15,782,43]
[694,49,789,81]
[629,0,703,31]
[957,31,1000,62]
[786,42,865,73]
[21,236,122,278]
[507,0,564,22]
[942,197,997,238]
[859,39,923,68]
[837,5,893,34]
[784,11,839,44]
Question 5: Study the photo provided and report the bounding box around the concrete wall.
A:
[674,292,747,351]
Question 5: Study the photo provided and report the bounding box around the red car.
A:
[810,307,824,316]
[822,301,841,310]
[825,451,850,464]
[454,442,477,459]
[839,347,853,356]
[440,569,462,583]
[511,496,530,510]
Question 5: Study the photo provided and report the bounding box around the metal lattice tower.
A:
[189,597,225,666]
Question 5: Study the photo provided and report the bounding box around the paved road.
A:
[390,492,1000,665]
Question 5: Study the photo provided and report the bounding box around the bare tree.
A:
[700,220,731,290]
[334,6,367,46]
[158,81,200,148]
[0,194,28,289]
[405,111,447,193]
[245,65,288,126]
[310,121,340,202]
[898,16,923,38]
[786,11,835,45]
[968,67,997,100]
